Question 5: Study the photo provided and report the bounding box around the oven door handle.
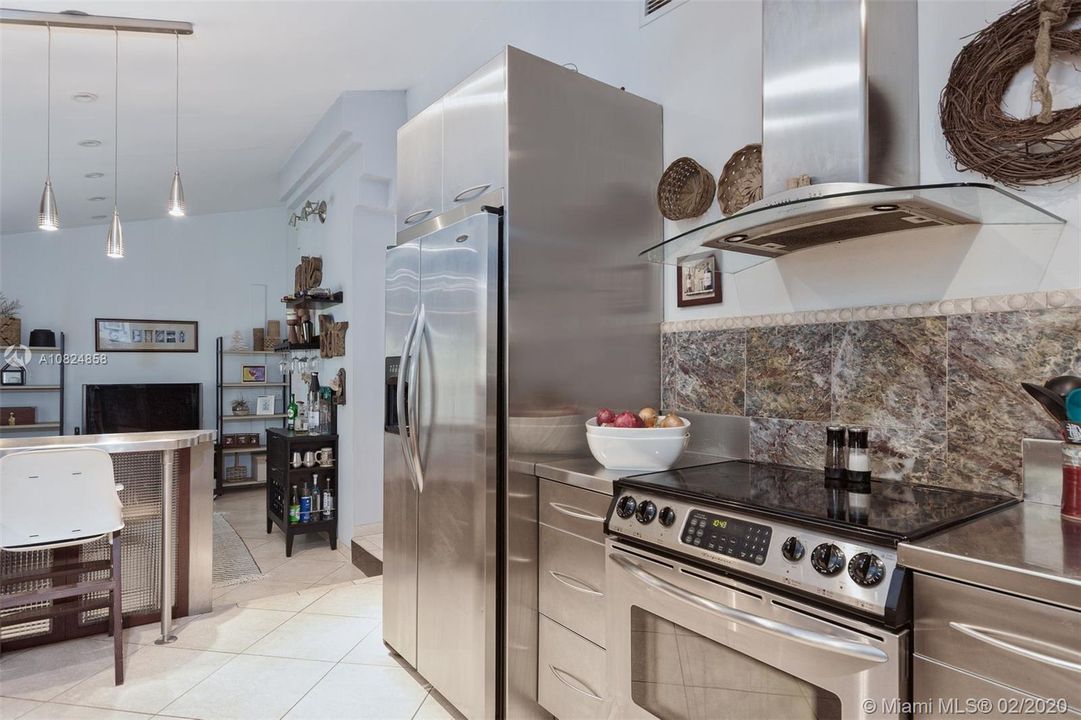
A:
[610,553,889,665]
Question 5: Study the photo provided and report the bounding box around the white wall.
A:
[281,91,406,538]
[0,207,291,433]
[403,0,1079,322]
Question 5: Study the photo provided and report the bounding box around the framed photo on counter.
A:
[676,253,722,307]
[94,318,198,352]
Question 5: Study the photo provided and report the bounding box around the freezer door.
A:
[383,241,420,668]
[415,211,501,720]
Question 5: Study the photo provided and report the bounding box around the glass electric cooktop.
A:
[618,461,1018,545]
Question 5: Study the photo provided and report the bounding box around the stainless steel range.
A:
[604,461,1017,720]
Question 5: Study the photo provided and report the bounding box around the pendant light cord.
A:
[46,26,51,179]
[175,32,179,171]
[113,29,118,209]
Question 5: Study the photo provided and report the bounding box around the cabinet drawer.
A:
[539,614,608,720]
[914,574,1080,710]
[913,655,1081,718]
[539,479,609,541]
[539,524,605,647]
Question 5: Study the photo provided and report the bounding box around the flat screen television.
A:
[84,383,201,434]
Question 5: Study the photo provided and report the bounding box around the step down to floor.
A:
[351,538,382,576]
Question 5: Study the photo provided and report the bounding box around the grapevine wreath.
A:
[939,0,1081,186]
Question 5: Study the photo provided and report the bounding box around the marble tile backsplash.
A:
[662,307,1081,496]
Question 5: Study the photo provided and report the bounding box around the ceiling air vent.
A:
[641,0,687,26]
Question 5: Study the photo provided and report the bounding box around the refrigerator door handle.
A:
[407,303,427,493]
[397,307,420,492]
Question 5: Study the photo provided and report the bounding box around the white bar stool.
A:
[0,447,126,684]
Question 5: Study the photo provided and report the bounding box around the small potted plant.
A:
[0,293,22,346]
[231,398,251,416]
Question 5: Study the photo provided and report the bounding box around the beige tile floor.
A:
[0,490,462,720]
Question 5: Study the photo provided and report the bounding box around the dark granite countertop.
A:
[898,501,1081,611]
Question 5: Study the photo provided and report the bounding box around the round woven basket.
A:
[717,143,763,215]
[657,157,716,221]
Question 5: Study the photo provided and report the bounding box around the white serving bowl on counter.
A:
[584,417,690,471]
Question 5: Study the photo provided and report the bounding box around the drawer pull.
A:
[403,209,433,225]
[548,664,604,702]
[549,570,603,597]
[453,184,491,203]
[948,622,1081,673]
[549,502,604,523]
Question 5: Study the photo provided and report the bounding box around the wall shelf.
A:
[222,446,266,455]
[273,340,320,352]
[0,422,61,432]
[221,382,288,388]
[0,385,61,392]
[281,291,343,310]
[223,413,288,421]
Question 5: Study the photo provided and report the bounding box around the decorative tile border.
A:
[661,288,1081,333]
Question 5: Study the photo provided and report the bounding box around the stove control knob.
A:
[658,507,677,527]
[848,552,886,587]
[636,500,658,524]
[781,536,805,562]
[810,543,845,576]
[615,496,637,519]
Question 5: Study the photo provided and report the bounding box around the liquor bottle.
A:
[286,393,298,431]
[307,372,321,434]
[299,482,312,523]
[318,387,332,435]
[288,485,300,525]
[322,484,335,520]
[311,475,321,518]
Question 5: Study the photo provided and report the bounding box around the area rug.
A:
[212,512,264,588]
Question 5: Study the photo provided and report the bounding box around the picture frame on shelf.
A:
[676,252,722,307]
[255,395,276,416]
[95,318,198,352]
[241,365,267,383]
[1,361,26,386]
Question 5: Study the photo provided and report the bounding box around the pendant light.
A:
[105,30,123,258]
[166,31,185,217]
[38,26,59,231]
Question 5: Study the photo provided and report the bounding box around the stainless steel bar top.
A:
[531,451,732,496]
[0,429,216,458]
[898,501,1081,611]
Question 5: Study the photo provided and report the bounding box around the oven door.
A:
[606,541,908,720]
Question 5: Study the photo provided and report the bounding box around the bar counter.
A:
[0,430,216,650]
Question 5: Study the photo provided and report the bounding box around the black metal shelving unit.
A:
[0,332,65,436]
[214,336,289,495]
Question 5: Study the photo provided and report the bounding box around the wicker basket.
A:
[657,157,716,221]
[717,143,763,216]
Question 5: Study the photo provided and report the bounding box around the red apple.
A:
[596,408,616,425]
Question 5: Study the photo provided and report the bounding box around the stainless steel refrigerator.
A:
[384,46,662,720]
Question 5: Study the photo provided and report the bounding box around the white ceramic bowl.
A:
[585,416,690,438]
[586,432,689,472]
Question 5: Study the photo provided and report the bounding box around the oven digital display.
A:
[682,510,771,565]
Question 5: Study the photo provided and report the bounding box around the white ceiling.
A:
[0,0,544,235]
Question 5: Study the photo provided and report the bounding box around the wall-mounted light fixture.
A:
[288,200,327,228]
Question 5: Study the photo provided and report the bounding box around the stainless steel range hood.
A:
[643,0,1065,268]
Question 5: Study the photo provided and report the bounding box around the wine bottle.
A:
[287,393,298,431]
[288,485,300,525]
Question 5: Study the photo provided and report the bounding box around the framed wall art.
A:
[94,318,198,353]
[241,365,267,383]
[676,253,722,307]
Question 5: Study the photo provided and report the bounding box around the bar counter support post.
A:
[155,449,178,645]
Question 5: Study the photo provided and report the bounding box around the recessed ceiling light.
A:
[78,139,102,147]
[91,214,108,220]
[871,204,899,212]
[88,195,108,201]
[84,172,105,179]
[723,234,749,243]
[72,92,98,103]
